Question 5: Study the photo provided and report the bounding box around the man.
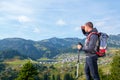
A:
[77,22,100,80]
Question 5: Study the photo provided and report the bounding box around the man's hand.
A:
[77,44,82,50]
[81,26,85,29]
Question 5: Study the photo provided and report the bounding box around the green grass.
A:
[37,57,50,61]
[2,58,37,69]
[5,59,27,64]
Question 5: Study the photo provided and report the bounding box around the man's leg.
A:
[88,55,100,80]
[85,57,92,80]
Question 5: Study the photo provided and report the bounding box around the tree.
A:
[110,53,120,80]
[0,67,18,80]
[64,73,71,80]
[0,63,5,72]
[43,73,50,80]
[56,74,61,80]
[63,73,74,80]
[49,65,55,69]
[15,61,38,80]
[52,74,55,80]
[70,74,74,80]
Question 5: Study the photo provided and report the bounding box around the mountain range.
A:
[0,34,120,59]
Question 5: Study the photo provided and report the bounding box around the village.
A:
[38,53,112,65]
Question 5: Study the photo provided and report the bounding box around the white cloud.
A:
[56,19,66,26]
[93,17,120,35]
[95,21,105,27]
[94,17,111,27]
[33,27,41,33]
[75,26,81,31]
[0,0,33,15]
[17,15,31,23]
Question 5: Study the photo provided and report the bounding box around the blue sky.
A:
[0,0,120,40]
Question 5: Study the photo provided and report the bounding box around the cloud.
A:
[56,19,66,26]
[95,21,105,27]
[75,26,81,31]
[0,0,33,15]
[33,27,41,33]
[94,17,111,27]
[17,15,31,23]
[93,17,120,35]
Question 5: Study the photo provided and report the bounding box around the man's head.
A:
[84,22,93,32]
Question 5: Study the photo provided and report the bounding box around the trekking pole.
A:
[76,42,82,79]
[76,50,80,78]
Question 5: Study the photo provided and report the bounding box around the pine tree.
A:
[56,74,61,80]
[52,74,55,80]
[70,74,74,80]
[15,61,38,80]
[64,73,71,80]
[0,63,5,72]
[43,73,48,80]
[43,73,50,80]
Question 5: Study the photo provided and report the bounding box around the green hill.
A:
[0,50,27,61]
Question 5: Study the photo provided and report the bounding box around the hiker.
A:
[77,22,100,80]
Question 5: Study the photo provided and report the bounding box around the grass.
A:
[4,59,28,65]
[2,58,37,70]
[37,57,50,61]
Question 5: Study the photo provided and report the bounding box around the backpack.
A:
[87,32,109,57]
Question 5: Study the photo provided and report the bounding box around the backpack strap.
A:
[87,32,100,42]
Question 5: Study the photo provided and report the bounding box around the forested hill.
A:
[0,34,120,59]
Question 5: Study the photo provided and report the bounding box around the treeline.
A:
[0,61,76,80]
[15,61,75,80]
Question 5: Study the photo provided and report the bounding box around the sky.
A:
[0,0,120,40]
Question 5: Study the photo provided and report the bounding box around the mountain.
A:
[0,34,120,59]
[0,50,28,61]
[37,37,84,58]
[0,37,83,59]
[0,38,41,59]
[108,34,120,48]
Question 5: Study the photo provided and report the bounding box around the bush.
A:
[110,52,120,80]
[15,61,38,80]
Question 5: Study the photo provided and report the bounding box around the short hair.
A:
[85,22,93,28]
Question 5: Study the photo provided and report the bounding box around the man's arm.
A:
[82,34,98,53]
[81,26,88,36]
[82,29,89,36]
